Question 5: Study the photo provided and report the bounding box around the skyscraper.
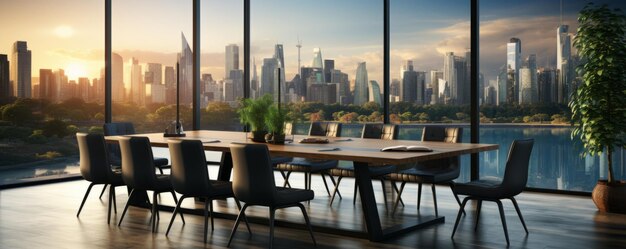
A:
[353,62,368,105]
[402,60,417,103]
[312,48,323,69]
[129,58,144,106]
[38,69,55,101]
[10,41,31,98]
[538,68,557,103]
[179,33,193,105]
[429,70,443,104]
[557,25,572,104]
[273,44,286,102]
[496,65,507,105]
[368,80,381,105]
[324,59,334,83]
[519,68,533,104]
[251,57,259,98]
[261,58,277,96]
[225,44,239,79]
[112,53,125,103]
[0,55,10,98]
[146,63,162,85]
[507,38,521,103]
[416,71,426,105]
[443,52,466,104]
[443,52,456,104]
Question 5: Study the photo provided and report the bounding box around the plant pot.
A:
[592,180,626,214]
[265,133,285,145]
[250,130,267,143]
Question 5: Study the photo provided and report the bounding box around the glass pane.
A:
[200,1,243,131]
[479,0,626,191]
[390,0,471,181]
[251,0,383,136]
[0,0,103,185]
[112,1,192,133]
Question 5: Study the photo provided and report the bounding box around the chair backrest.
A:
[76,133,112,184]
[118,136,158,190]
[168,140,212,197]
[420,126,463,171]
[230,143,277,206]
[501,139,534,197]
[103,122,136,166]
[362,123,397,140]
[309,122,342,137]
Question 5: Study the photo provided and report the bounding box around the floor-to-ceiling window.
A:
[251,0,384,137]
[478,0,626,192]
[390,0,472,181]
[112,0,192,133]
[199,1,244,131]
[0,0,104,186]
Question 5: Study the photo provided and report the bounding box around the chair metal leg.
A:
[391,181,405,207]
[151,191,159,233]
[474,200,482,231]
[380,179,388,207]
[353,182,358,205]
[282,171,292,188]
[304,172,309,190]
[392,181,406,215]
[77,182,96,217]
[269,207,276,249]
[112,187,117,213]
[204,198,210,243]
[450,183,465,215]
[329,176,343,206]
[417,183,423,210]
[451,197,470,239]
[171,191,185,224]
[327,173,341,198]
[99,184,108,199]
[510,197,528,234]
[234,199,252,234]
[297,203,317,246]
[431,184,438,217]
[279,170,291,188]
[118,189,135,226]
[227,204,249,247]
[209,200,215,231]
[158,167,164,175]
[107,185,114,224]
[166,196,186,236]
[308,173,313,190]
[496,199,510,245]
[320,173,331,196]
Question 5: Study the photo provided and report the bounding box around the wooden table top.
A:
[105,130,499,165]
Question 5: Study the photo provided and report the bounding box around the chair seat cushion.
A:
[330,164,397,177]
[271,156,293,165]
[275,157,338,172]
[274,187,314,206]
[208,180,235,197]
[453,179,505,198]
[387,165,459,183]
[153,157,169,167]
[153,175,174,192]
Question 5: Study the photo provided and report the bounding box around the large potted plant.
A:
[571,3,626,213]
[264,104,288,144]
[238,94,273,142]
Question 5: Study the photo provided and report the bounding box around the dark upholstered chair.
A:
[451,139,534,246]
[274,122,341,196]
[387,126,464,217]
[165,139,250,242]
[328,123,398,206]
[100,122,170,199]
[117,136,183,233]
[228,143,316,249]
[76,133,126,224]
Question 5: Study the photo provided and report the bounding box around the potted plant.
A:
[238,94,273,142]
[264,104,288,144]
[571,3,626,213]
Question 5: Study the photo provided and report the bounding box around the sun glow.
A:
[65,63,87,80]
[53,25,75,38]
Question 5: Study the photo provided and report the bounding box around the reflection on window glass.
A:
[251,0,383,135]
[0,0,103,185]
[112,0,192,133]
[478,0,626,191]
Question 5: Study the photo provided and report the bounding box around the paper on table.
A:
[380,145,432,152]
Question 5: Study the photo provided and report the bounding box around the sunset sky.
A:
[1,0,623,87]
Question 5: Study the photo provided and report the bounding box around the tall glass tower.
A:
[507,38,521,103]
[225,44,239,80]
[10,41,31,98]
[368,80,382,105]
[354,62,368,105]
[557,25,571,104]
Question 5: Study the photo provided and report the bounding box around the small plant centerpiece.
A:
[238,94,273,142]
[570,3,626,213]
[264,104,288,144]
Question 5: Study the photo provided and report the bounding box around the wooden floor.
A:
[1,170,625,249]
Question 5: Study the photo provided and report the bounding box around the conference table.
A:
[106,130,498,242]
